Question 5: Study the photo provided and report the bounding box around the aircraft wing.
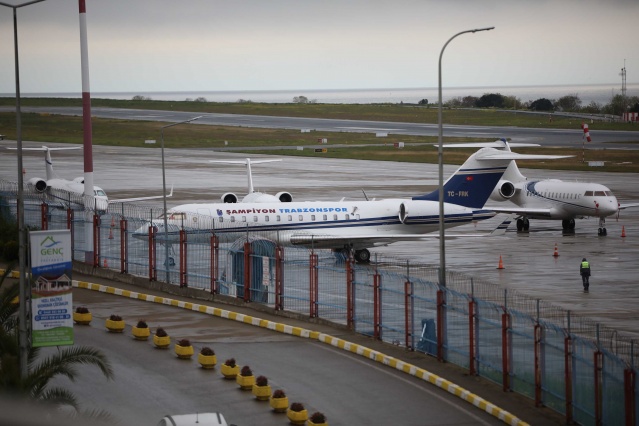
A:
[619,202,639,210]
[485,206,552,218]
[108,185,173,204]
[288,218,512,248]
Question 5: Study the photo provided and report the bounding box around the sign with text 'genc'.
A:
[29,229,73,347]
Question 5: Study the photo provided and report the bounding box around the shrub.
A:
[272,389,286,398]
[310,412,326,423]
[224,358,236,367]
[155,327,168,337]
[255,375,268,386]
[200,346,215,356]
[240,365,253,376]
[290,402,305,412]
[75,306,89,314]
[136,320,148,328]
[109,314,122,321]
[177,338,191,347]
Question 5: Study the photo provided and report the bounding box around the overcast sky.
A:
[0,0,637,94]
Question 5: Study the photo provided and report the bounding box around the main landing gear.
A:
[562,219,576,232]
[333,247,371,264]
[516,217,530,232]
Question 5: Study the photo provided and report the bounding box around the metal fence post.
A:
[40,202,48,230]
[210,235,219,294]
[346,257,354,329]
[373,267,381,340]
[120,218,127,274]
[275,245,283,310]
[565,334,573,424]
[404,280,413,350]
[179,229,187,288]
[534,323,543,407]
[502,310,512,392]
[66,208,74,257]
[624,366,636,426]
[469,298,477,375]
[93,214,100,267]
[243,241,251,302]
[436,289,445,361]
[309,251,318,318]
[148,225,157,282]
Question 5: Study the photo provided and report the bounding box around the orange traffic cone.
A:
[497,255,505,270]
[552,243,559,257]
[103,258,108,268]
[621,226,626,238]
[108,227,114,240]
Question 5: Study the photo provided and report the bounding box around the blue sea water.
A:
[10,83,639,106]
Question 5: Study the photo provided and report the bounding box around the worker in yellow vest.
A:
[580,258,591,292]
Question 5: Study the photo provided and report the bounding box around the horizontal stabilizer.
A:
[7,146,82,152]
[474,151,573,161]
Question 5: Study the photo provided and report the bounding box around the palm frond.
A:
[38,386,79,411]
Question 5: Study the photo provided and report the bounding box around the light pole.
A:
[0,0,47,380]
[437,27,494,288]
[160,116,202,283]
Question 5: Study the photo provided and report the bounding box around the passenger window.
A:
[311,215,316,221]
[298,215,303,221]
[242,216,247,222]
[230,216,235,223]
[253,216,258,222]
[288,215,292,221]
[333,214,338,220]
[345,214,349,220]
[219,217,224,223]
[265,216,269,222]
[323,214,327,221]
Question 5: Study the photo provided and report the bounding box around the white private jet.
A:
[447,139,639,235]
[210,158,293,203]
[6,146,171,212]
[135,146,568,263]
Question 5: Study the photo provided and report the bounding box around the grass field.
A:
[1,97,639,172]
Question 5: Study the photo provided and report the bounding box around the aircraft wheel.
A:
[562,219,569,230]
[522,217,530,231]
[603,228,607,236]
[598,228,603,236]
[516,219,524,232]
[569,219,576,230]
[354,249,371,264]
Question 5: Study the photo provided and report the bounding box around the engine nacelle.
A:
[275,191,293,203]
[73,177,84,184]
[221,193,238,203]
[399,200,437,224]
[27,177,48,193]
[489,180,516,202]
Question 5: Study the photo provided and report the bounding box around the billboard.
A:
[29,229,73,347]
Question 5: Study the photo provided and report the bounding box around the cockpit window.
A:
[584,191,594,196]
[95,189,107,196]
[594,191,606,196]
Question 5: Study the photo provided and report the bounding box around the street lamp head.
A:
[472,26,495,33]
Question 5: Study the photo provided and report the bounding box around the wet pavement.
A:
[2,141,638,339]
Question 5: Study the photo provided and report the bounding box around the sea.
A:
[8,83,639,106]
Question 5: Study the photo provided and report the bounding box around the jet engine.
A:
[275,192,293,203]
[489,180,516,202]
[27,177,48,193]
[221,193,239,203]
[398,200,438,224]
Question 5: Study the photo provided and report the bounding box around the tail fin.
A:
[412,148,511,208]
[413,147,572,209]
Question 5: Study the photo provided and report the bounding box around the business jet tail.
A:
[414,140,571,208]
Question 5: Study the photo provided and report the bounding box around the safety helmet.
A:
[582,258,587,261]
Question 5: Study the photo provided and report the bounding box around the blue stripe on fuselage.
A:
[412,167,507,209]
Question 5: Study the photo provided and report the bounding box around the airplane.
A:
[134,146,569,263]
[6,146,171,212]
[445,139,639,235]
[210,158,293,203]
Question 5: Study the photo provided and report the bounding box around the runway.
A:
[1,141,638,338]
[3,105,639,148]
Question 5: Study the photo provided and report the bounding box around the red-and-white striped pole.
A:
[79,0,95,262]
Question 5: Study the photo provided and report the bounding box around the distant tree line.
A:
[440,92,639,116]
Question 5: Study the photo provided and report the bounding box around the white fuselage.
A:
[137,199,495,250]
[509,180,618,219]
